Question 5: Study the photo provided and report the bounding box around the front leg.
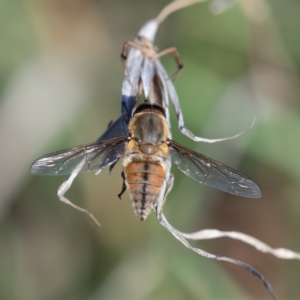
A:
[154,47,183,80]
[121,40,146,78]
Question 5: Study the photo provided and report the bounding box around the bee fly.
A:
[31,102,261,221]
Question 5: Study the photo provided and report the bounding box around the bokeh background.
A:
[1,0,300,299]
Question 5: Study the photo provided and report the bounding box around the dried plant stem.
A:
[57,169,101,227]
[158,213,278,300]
[182,229,300,260]
[156,0,208,25]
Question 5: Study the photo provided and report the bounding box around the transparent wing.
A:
[31,136,127,176]
[96,117,127,172]
[169,140,262,198]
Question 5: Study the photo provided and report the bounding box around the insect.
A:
[31,102,261,221]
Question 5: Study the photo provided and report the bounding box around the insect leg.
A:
[118,171,127,199]
[57,171,101,227]
[155,173,174,222]
[121,40,146,79]
[154,47,183,80]
[121,40,146,60]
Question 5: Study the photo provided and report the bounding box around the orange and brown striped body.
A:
[122,107,171,220]
[125,161,166,220]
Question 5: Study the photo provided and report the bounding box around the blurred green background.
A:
[1,0,300,299]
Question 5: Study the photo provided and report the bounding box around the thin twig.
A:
[156,0,208,25]
[182,229,300,260]
[158,213,278,300]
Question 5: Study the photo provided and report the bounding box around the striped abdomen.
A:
[125,162,166,221]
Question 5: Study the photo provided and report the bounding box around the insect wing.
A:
[96,116,127,141]
[169,140,262,198]
[31,136,127,176]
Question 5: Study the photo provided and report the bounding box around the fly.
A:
[31,103,261,221]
